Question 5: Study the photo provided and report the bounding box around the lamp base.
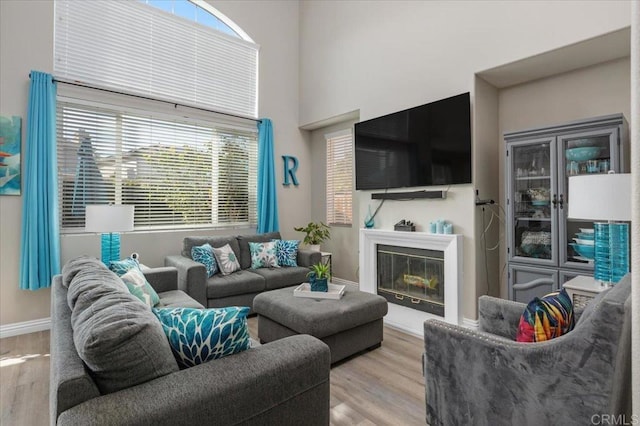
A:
[593,222,629,285]
[101,233,121,265]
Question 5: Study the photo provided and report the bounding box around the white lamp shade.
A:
[85,205,135,232]
[568,174,631,221]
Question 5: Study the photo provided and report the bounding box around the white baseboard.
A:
[0,317,51,339]
[331,277,359,287]
[462,317,479,330]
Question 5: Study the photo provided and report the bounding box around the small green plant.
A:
[308,260,331,280]
[294,222,330,246]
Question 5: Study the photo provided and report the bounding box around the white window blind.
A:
[326,130,354,226]
[57,94,258,231]
[54,0,259,118]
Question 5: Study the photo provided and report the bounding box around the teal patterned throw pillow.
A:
[271,239,299,267]
[109,257,139,276]
[153,306,251,369]
[121,268,160,308]
[191,243,218,277]
[249,241,280,269]
[212,244,241,275]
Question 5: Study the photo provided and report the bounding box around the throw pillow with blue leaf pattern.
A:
[249,241,280,269]
[191,243,218,277]
[109,257,139,276]
[271,239,299,267]
[153,306,251,368]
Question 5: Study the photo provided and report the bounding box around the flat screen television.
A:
[354,92,471,190]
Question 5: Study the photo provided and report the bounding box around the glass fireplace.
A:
[376,244,445,316]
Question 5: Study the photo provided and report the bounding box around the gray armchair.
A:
[423,274,631,426]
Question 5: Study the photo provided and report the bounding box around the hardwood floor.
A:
[1,319,425,425]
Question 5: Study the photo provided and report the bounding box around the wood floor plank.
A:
[0,322,426,425]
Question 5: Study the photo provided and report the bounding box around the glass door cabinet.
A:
[505,114,627,303]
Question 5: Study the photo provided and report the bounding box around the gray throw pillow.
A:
[212,243,241,275]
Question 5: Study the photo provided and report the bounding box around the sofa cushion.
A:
[249,241,280,269]
[65,258,129,312]
[121,268,160,308]
[516,288,575,342]
[272,239,300,267]
[153,306,251,369]
[206,270,265,299]
[71,285,179,394]
[250,266,310,290]
[62,256,111,289]
[237,232,281,269]
[182,236,240,261]
[212,244,241,275]
[191,243,218,277]
[157,290,205,309]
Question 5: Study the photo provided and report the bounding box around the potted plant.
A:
[294,222,330,251]
[308,260,331,292]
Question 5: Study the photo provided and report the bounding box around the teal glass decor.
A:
[594,223,629,285]
[101,233,121,265]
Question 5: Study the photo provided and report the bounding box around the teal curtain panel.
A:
[19,71,60,290]
[257,119,279,233]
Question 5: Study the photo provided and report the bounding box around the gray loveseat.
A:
[50,257,331,425]
[423,274,632,426]
[165,232,321,310]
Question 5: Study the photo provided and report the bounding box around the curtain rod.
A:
[29,73,261,124]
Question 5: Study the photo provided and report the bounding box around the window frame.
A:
[325,128,354,227]
[56,85,258,234]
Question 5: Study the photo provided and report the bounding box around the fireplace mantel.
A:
[359,229,463,335]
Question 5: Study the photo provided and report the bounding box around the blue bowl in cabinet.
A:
[569,243,595,259]
[565,147,602,162]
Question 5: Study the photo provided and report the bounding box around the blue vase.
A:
[311,277,328,292]
[594,222,629,284]
[364,205,375,228]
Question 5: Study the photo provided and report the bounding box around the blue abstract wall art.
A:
[0,116,21,195]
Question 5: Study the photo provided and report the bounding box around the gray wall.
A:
[299,0,630,320]
[0,0,310,326]
[309,118,360,283]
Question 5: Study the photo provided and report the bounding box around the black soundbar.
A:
[371,190,447,200]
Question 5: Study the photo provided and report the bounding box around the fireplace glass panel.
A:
[377,244,445,316]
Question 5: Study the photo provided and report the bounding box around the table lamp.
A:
[568,173,631,285]
[85,205,135,265]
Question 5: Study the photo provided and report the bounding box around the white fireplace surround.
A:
[359,229,463,336]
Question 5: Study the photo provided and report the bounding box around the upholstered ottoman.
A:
[254,285,388,364]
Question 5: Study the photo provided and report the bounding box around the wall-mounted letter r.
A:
[282,155,299,186]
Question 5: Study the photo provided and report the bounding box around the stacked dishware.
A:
[569,228,594,261]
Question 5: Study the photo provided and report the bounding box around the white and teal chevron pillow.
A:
[249,241,280,269]
[212,244,241,275]
[153,306,250,369]
[271,239,299,267]
[191,243,218,277]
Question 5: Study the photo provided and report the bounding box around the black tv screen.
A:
[354,92,471,190]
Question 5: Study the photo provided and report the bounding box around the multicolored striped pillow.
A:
[516,289,575,342]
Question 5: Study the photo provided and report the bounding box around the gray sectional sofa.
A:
[165,232,321,311]
[50,256,331,425]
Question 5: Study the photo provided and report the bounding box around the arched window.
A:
[140,0,253,41]
[55,0,258,117]
[54,0,259,231]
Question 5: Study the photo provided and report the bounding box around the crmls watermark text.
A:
[591,414,639,425]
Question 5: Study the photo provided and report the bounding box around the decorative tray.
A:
[294,283,345,300]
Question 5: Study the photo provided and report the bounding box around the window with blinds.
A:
[54,0,259,118]
[326,130,354,226]
[57,97,258,231]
